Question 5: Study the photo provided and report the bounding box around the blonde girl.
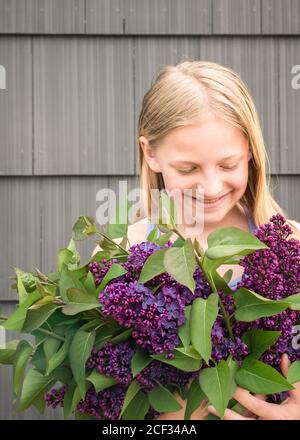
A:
[94,60,300,419]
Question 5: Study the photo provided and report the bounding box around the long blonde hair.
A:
[137,60,300,240]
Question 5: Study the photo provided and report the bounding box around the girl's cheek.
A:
[232,168,249,188]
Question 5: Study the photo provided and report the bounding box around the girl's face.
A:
[139,115,252,227]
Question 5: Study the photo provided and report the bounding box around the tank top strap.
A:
[242,205,257,234]
[146,222,160,238]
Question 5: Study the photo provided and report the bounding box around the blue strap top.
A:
[145,205,257,290]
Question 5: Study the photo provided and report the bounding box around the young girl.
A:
[94,60,300,419]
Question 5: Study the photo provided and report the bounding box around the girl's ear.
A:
[139,136,162,173]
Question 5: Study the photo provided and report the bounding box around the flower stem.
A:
[192,239,235,342]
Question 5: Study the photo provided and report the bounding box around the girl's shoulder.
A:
[287,219,300,233]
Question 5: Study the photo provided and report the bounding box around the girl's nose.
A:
[196,179,223,199]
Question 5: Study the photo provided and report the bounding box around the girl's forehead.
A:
[159,123,249,160]
[161,120,247,148]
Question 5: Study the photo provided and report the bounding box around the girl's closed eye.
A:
[221,164,239,171]
[177,164,238,175]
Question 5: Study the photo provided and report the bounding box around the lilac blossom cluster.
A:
[233,214,300,369]
[91,241,211,359]
[46,340,195,420]
[45,384,68,409]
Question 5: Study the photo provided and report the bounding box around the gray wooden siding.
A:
[0,0,85,34]
[0,37,32,175]
[0,0,299,420]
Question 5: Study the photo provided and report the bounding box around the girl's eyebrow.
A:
[169,154,243,166]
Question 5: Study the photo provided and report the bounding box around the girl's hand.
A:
[207,354,300,420]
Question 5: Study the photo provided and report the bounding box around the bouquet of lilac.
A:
[1,192,300,420]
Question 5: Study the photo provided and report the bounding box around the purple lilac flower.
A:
[136,360,196,393]
[93,242,212,358]
[80,340,196,420]
[45,384,68,408]
[99,273,211,359]
[124,241,172,274]
[76,384,127,420]
[87,341,134,386]
[76,384,162,420]
[233,214,300,366]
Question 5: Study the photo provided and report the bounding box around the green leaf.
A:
[69,329,95,399]
[46,334,72,375]
[241,330,281,359]
[110,328,133,344]
[80,318,103,332]
[2,291,42,331]
[31,343,47,373]
[227,356,238,397]
[286,292,300,310]
[131,350,152,378]
[178,306,191,350]
[138,249,167,284]
[120,379,141,417]
[18,367,56,412]
[287,361,300,384]
[236,357,294,394]
[0,340,20,364]
[234,288,289,322]
[96,263,127,293]
[223,269,233,284]
[86,369,117,392]
[121,390,150,420]
[148,383,182,412]
[190,294,219,363]
[72,216,97,241]
[106,194,131,239]
[151,350,202,372]
[164,239,197,293]
[199,360,232,419]
[58,240,80,271]
[62,288,100,315]
[155,231,173,246]
[13,340,33,398]
[184,378,205,420]
[22,303,58,332]
[43,337,62,371]
[146,224,159,243]
[32,392,46,414]
[175,346,202,359]
[63,382,83,420]
[159,190,178,228]
[14,268,30,303]
[58,248,74,273]
[28,295,56,310]
[205,227,267,260]
[59,263,88,303]
[83,271,97,295]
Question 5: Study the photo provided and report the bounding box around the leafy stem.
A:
[32,327,65,342]
[96,231,129,255]
[191,236,235,342]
